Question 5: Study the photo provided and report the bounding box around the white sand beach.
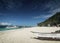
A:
[0,27,60,43]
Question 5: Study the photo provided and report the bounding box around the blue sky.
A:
[0,0,60,26]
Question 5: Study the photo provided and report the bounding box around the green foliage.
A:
[38,12,60,26]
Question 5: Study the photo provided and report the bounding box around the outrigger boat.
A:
[31,31,60,41]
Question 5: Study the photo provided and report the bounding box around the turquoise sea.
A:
[0,28,20,31]
[0,27,32,31]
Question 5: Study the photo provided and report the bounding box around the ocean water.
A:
[0,27,31,31]
[0,28,20,31]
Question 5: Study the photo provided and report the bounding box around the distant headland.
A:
[37,12,60,27]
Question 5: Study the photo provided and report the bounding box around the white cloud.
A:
[33,14,53,19]
[52,8,60,13]
[48,8,60,16]
[34,16,41,19]
[0,22,11,25]
[43,15,53,18]
[33,0,60,19]
[42,0,60,15]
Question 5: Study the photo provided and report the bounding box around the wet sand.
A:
[0,27,60,43]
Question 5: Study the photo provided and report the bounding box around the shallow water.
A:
[0,28,20,31]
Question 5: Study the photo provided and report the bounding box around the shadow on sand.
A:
[32,37,60,41]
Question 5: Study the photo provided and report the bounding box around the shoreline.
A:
[0,27,60,43]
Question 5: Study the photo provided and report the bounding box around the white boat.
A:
[31,31,60,40]
[6,25,17,28]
